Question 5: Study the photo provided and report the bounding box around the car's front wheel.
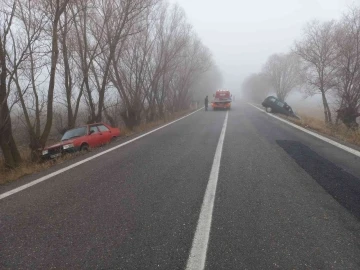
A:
[80,144,89,152]
[266,107,272,113]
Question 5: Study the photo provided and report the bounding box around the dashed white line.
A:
[248,103,360,158]
[186,111,229,270]
[0,107,204,201]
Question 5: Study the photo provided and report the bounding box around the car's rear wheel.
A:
[80,144,89,152]
[111,136,117,143]
[266,107,272,113]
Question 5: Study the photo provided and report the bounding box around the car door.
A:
[96,124,112,143]
[264,97,276,108]
[88,125,102,147]
[274,100,285,113]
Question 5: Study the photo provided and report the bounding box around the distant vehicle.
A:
[262,96,299,119]
[212,90,232,110]
[41,123,120,159]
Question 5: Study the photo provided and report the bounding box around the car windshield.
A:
[61,127,87,141]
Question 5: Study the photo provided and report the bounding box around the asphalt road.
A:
[1,101,360,269]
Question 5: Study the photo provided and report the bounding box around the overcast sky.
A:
[169,0,354,93]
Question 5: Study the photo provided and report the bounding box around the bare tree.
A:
[91,0,156,123]
[0,0,221,162]
[40,0,71,147]
[148,4,191,118]
[10,0,70,159]
[333,7,360,128]
[58,3,86,131]
[169,35,212,112]
[263,53,302,102]
[10,0,49,154]
[294,20,337,124]
[0,0,22,168]
[191,64,223,102]
[69,0,104,123]
[241,73,270,103]
[110,6,156,129]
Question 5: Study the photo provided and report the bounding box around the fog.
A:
[169,0,353,95]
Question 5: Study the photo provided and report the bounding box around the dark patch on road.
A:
[277,140,360,220]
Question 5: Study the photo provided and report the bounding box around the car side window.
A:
[276,101,285,107]
[90,126,99,134]
[97,125,110,132]
[269,97,276,102]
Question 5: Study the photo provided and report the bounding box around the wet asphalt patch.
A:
[277,140,360,220]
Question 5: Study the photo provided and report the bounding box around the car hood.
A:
[43,139,74,150]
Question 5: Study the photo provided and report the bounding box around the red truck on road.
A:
[211,90,232,110]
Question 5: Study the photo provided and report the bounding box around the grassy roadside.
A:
[121,108,196,137]
[276,112,360,148]
[0,108,198,185]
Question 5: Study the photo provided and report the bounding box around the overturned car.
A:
[262,96,299,119]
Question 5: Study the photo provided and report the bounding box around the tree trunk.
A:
[61,15,75,130]
[40,1,69,147]
[40,23,58,145]
[338,107,360,129]
[321,90,332,124]
[0,119,22,168]
[0,36,21,168]
[104,107,116,127]
[120,108,141,130]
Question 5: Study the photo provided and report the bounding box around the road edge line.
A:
[185,111,229,270]
[0,107,204,201]
[248,103,360,158]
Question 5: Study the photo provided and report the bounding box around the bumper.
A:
[41,152,62,160]
[212,103,231,109]
[41,147,79,160]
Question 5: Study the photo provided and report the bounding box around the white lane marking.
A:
[248,103,360,158]
[186,111,229,270]
[0,108,204,201]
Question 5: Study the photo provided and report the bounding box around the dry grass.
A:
[121,108,195,137]
[0,149,84,185]
[0,108,197,185]
[279,112,360,147]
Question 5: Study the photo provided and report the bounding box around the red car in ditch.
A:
[41,123,120,159]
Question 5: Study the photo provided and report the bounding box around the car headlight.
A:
[63,144,74,150]
[42,150,48,155]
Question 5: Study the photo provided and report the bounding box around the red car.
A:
[41,123,120,159]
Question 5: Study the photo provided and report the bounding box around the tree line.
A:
[242,5,360,129]
[0,0,222,168]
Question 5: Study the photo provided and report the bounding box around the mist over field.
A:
[171,0,359,126]
[171,0,352,91]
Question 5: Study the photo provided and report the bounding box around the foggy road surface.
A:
[1,101,360,269]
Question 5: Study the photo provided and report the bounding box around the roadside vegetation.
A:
[242,5,360,131]
[276,111,360,148]
[0,0,222,181]
[0,107,198,185]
